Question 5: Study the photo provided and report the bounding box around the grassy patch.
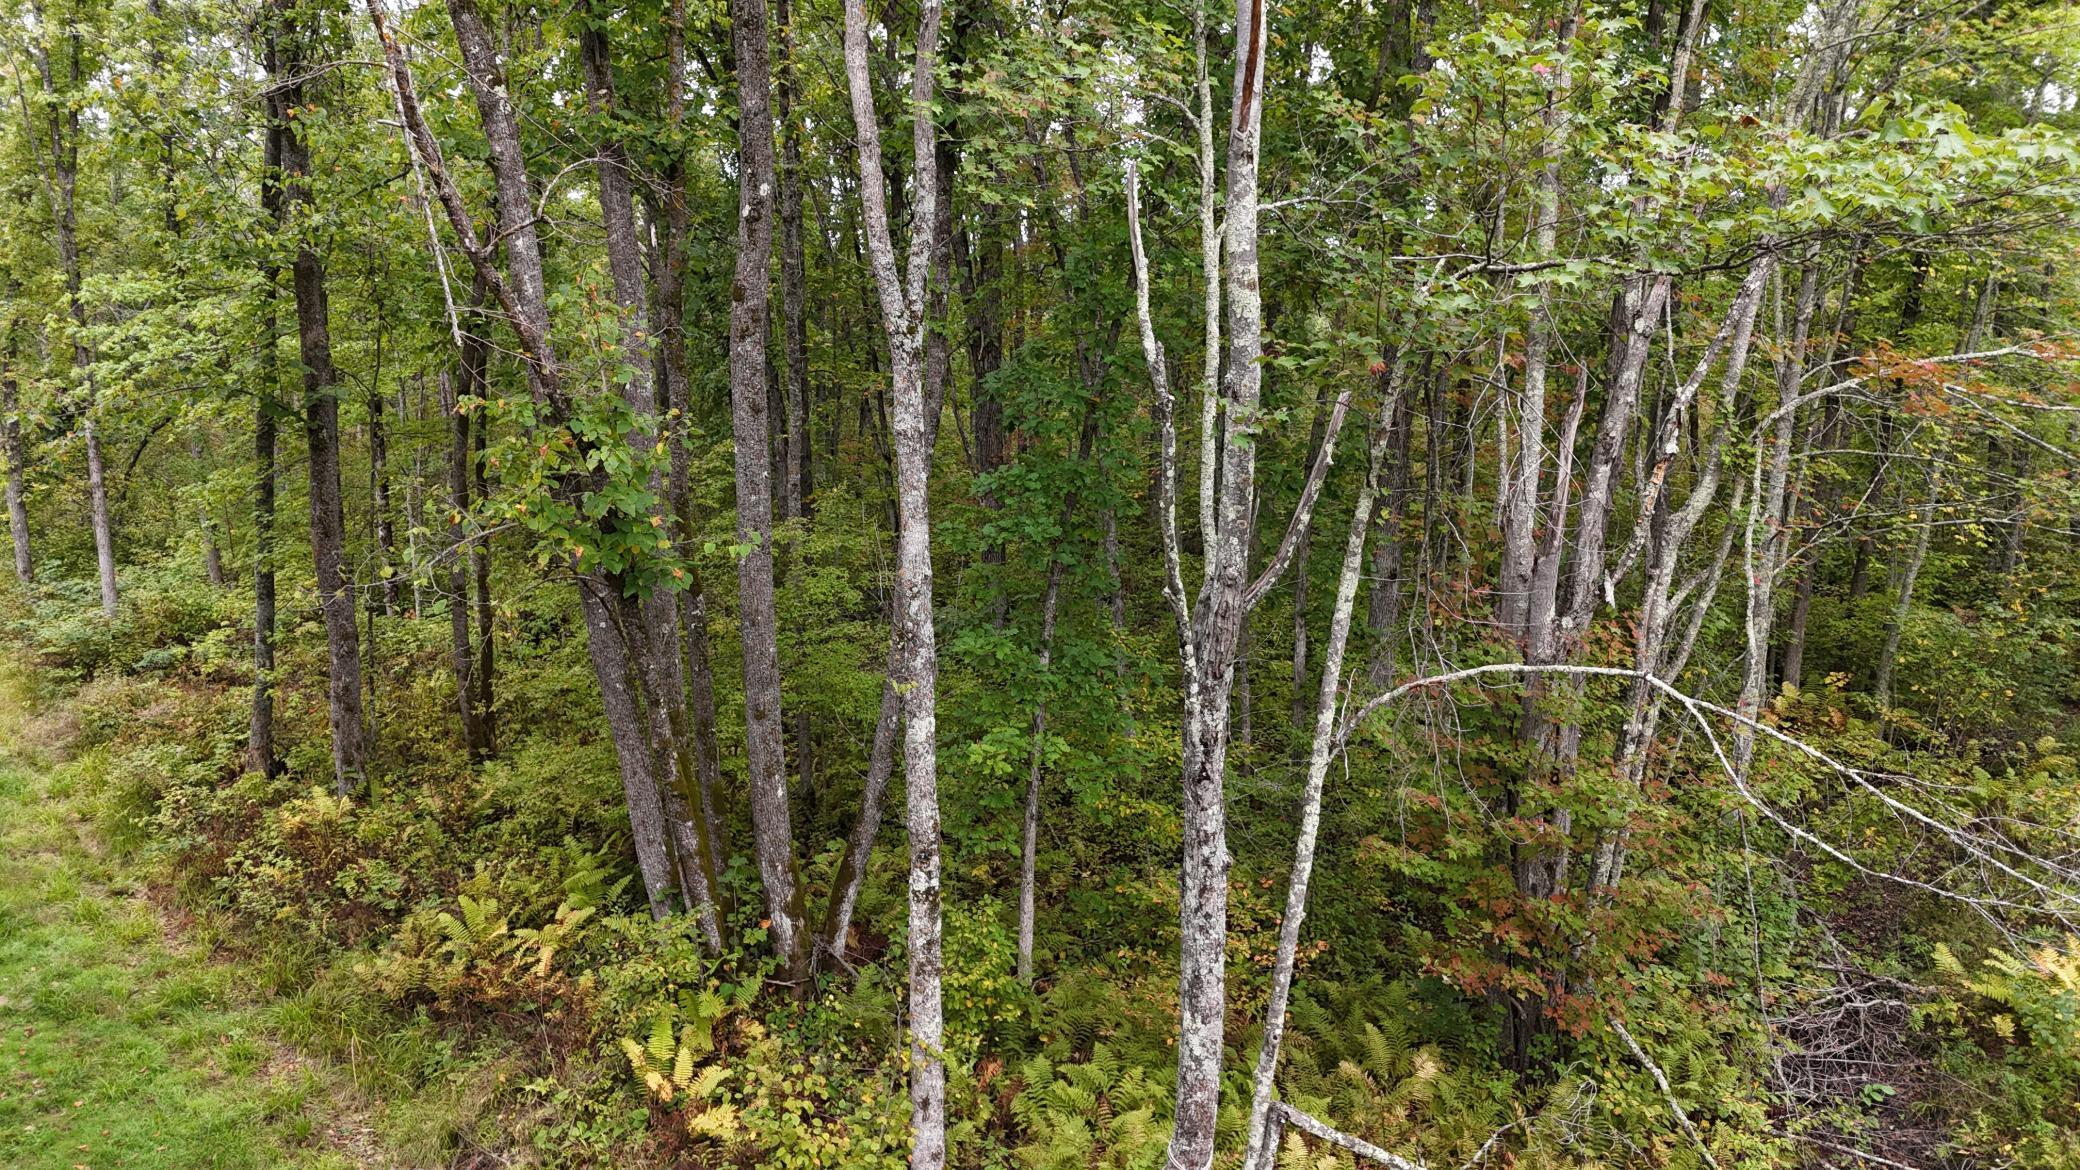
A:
[0,665,390,1170]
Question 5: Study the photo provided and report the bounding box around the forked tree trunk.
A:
[841,0,949,1159]
[580,6,726,945]
[1126,0,1356,1151]
[655,0,726,929]
[373,0,685,916]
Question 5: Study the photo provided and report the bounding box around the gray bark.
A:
[190,431,226,587]
[581,7,726,947]
[34,22,116,617]
[777,0,811,519]
[1872,466,1936,714]
[1,321,30,584]
[1242,400,1397,1170]
[1016,408,1098,983]
[372,0,681,915]
[440,367,492,761]
[725,0,809,982]
[267,0,367,795]
[841,0,949,1162]
[251,115,284,778]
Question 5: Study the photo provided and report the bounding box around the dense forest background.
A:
[2,0,2079,1165]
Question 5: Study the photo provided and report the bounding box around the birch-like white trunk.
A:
[1241,403,1396,1170]
[840,0,947,1162]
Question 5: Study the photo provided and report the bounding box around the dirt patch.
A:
[259,1047,401,1170]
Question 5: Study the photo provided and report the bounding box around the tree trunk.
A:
[0,321,30,584]
[816,186,954,971]
[441,367,491,761]
[773,0,818,827]
[35,23,117,617]
[656,0,727,922]
[581,5,726,944]
[1873,467,1936,714]
[777,0,812,519]
[1288,385,1333,731]
[267,0,367,796]
[252,378,278,777]
[374,0,685,916]
[371,386,397,615]
[1365,361,1415,689]
[1130,0,1286,1156]
[1017,407,1098,983]
[471,382,495,746]
[841,0,949,1159]
[726,0,810,984]
[1242,397,1396,1170]
[190,431,227,587]
[250,109,286,778]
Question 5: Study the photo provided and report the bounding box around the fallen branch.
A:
[1611,1018,1720,1170]
[1274,1103,1426,1170]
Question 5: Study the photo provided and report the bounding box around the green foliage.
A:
[1010,1045,1171,1170]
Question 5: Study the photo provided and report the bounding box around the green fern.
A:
[1012,1043,1171,1170]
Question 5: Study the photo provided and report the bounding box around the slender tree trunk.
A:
[1873,466,1936,714]
[1016,408,1099,982]
[250,113,285,779]
[842,0,949,1159]
[654,0,727,918]
[371,386,397,615]
[251,380,278,776]
[470,385,495,745]
[440,368,490,760]
[727,0,810,984]
[1127,0,1298,1157]
[0,324,30,584]
[1242,398,1396,1170]
[1365,361,1414,689]
[1287,386,1332,731]
[777,0,811,519]
[374,0,682,915]
[773,0,818,816]
[581,6,725,944]
[267,0,367,795]
[189,431,226,586]
[817,266,953,969]
[35,23,117,617]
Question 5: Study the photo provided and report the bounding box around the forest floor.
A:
[0,663,399,1170]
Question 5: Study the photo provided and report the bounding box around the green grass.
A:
[0,666,383,1170]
